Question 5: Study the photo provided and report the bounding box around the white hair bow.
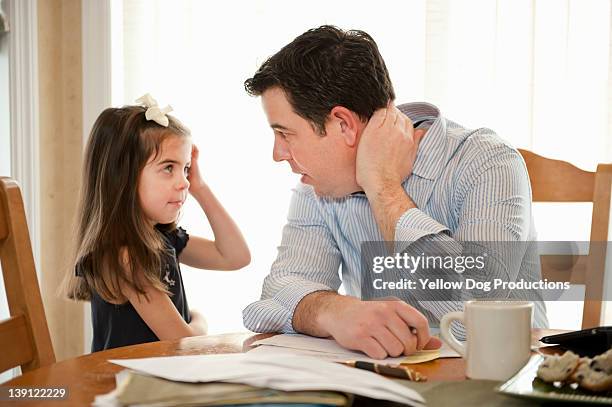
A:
[135,93,173,127]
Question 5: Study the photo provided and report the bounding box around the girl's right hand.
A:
[188,144,207,193]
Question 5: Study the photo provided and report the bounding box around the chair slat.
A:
[0,315,34,373]
[519,149,595,202]
[0,206,6,240]
[540,255,586,284]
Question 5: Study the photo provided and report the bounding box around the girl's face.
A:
[139,135,192,225]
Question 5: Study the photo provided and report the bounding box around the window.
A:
[114,0,612,332]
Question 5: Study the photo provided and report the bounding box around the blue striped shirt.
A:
[243,102,548,334]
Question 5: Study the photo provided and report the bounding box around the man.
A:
[242,26,547,359]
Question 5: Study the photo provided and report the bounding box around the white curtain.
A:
[425,0,610,171]
[422,0,612,328]
[115,0,612,333]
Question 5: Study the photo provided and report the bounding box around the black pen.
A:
[339,361,427,381]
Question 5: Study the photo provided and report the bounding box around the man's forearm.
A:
[292,291,344,337]
[365,182,417,242]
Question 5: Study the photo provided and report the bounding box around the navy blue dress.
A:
[88,227,191,352]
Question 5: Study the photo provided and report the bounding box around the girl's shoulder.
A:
[156,225,190,256]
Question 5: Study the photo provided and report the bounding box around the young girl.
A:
[63,94,250,352]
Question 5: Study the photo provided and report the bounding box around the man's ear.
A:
[329,106,361,147]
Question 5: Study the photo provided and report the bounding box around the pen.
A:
[340,361,427,382]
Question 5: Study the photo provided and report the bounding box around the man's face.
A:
[261,87,361,197]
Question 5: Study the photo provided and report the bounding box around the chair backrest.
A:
[0,177,55,375]
[519,149,612,329]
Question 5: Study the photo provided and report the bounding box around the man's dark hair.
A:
[244,25,395,134]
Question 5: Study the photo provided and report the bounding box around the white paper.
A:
[250,333,460,363]
[92,370,129,407]
[249,343,371,362]
[107,353,425,406]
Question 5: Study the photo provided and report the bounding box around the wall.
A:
[37,0,83,360]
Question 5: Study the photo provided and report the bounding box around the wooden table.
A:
[2,329,564,406]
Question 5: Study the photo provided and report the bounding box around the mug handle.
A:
[440,311,466,357]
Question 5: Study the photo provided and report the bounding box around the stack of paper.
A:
[94,369,349,406]
[94,353,426,406]
[249,334,460,365]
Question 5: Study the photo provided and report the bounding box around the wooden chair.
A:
[519,149,612,329]
[0,177,55,375]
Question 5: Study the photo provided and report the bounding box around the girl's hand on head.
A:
[188,144,207,193]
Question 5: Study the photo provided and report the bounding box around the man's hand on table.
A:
[293,291,442,360]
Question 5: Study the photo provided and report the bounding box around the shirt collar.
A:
[397,102,448,181]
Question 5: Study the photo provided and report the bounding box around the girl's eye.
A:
[163,165,173,174]
[184,166,190,176]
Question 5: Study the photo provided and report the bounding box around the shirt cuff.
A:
[395,208,450,241]
[394,208,450,252]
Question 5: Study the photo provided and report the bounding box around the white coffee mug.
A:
[440,300,533,381]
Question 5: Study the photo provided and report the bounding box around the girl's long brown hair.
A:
[62,106,190,303]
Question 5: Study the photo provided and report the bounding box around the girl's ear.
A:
[329,106,361,147]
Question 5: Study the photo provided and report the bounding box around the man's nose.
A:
[272,137,291,162]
